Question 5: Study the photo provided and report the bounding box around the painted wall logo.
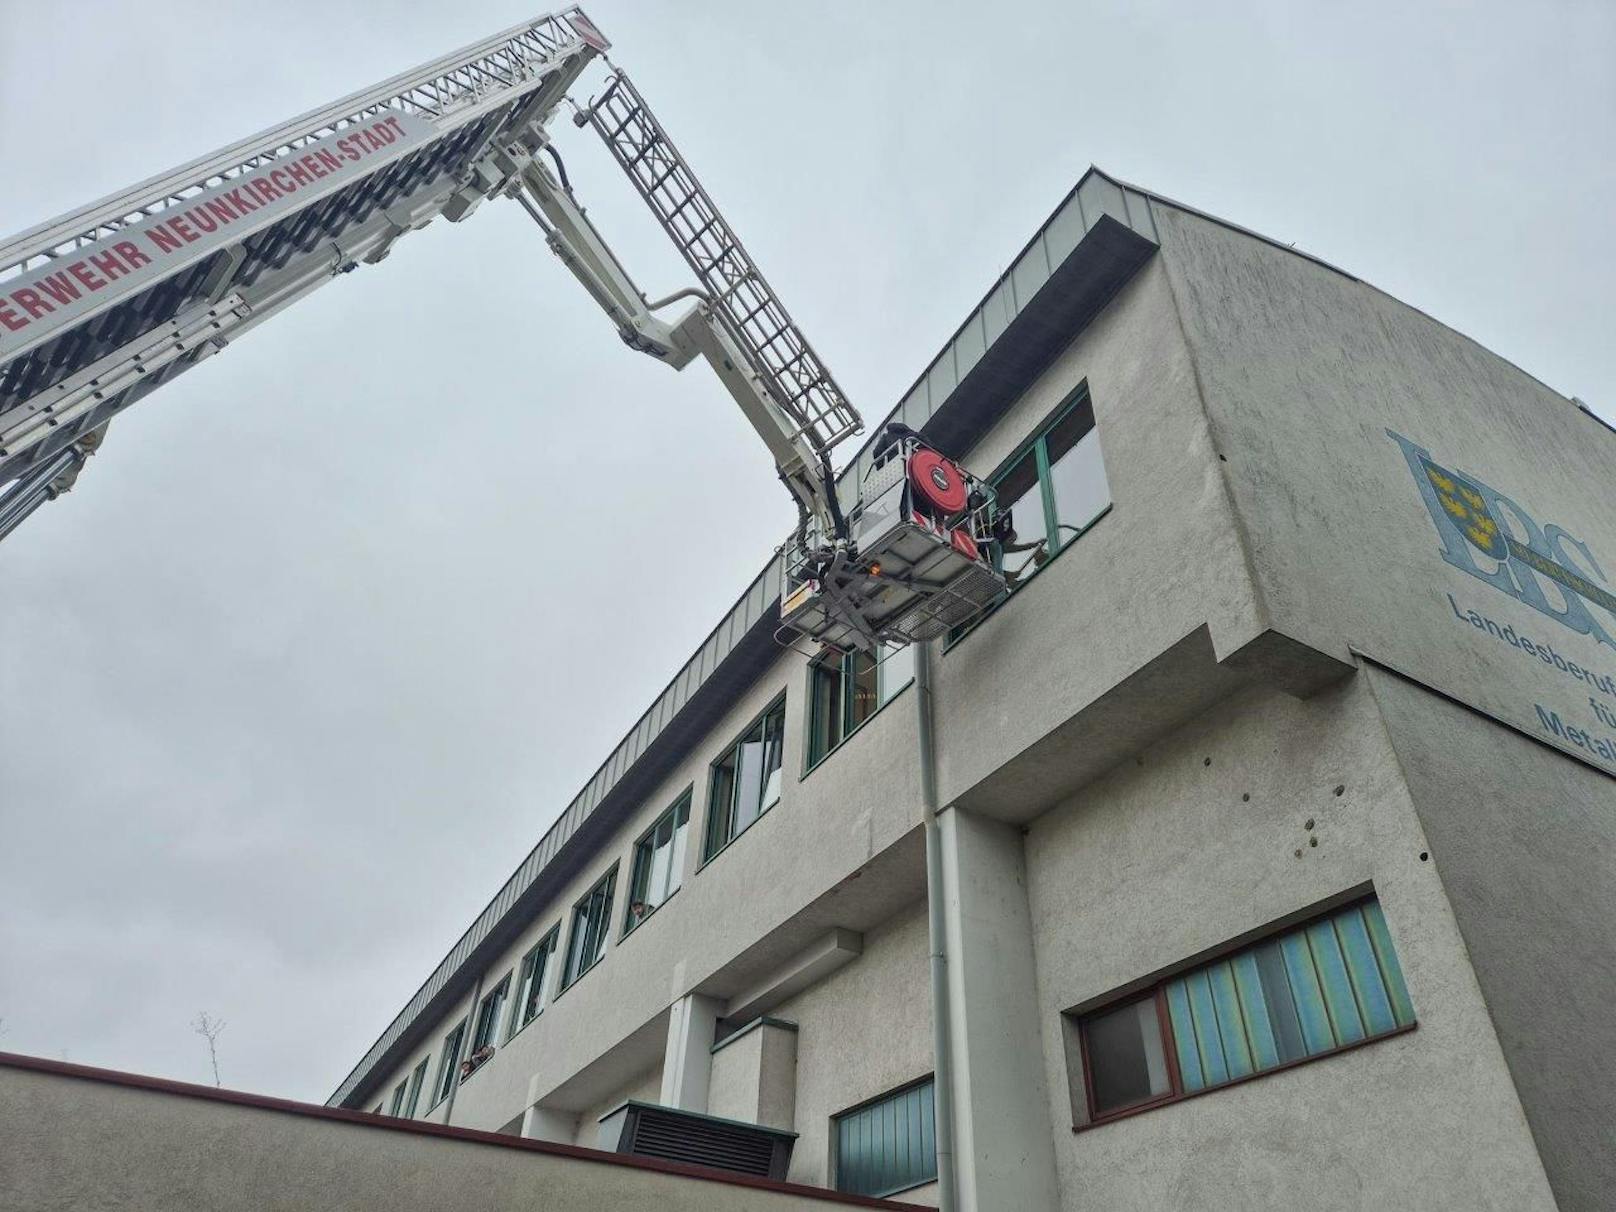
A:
[1388,429,1616,653]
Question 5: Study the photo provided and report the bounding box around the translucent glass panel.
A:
[402,1058,427,1118]
[705,700,786,858]
[626,792,691,930]
[1044,398,1110,543]
[433,1020,465,1105]
[510,929,558,1035]
[1162,900,1414,1096]
[1077,898,1414,1123]
[561,868,617,990]
[807,643,916,767]
[471,975,509,1052]
[835,1078,937,1197]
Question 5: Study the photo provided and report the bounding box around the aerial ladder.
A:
[0,8,1005,651]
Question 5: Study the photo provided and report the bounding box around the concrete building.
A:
[326,168,1616,1211]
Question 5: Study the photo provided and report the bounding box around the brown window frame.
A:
[1069,895,1418,1132]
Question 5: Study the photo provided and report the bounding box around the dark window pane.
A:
[810,659,844,762]
[708,753,736,855]
[1254,939,1308,1064]
[1085,997,1171,1115]
[995,450,1047,584]
[849,650,879,731]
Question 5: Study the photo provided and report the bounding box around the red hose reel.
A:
[908,448,969,517]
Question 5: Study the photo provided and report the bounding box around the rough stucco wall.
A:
[707,1023,798,1132]
[1024,674,1555,1211]
[1367,666,1616,1210]
[708,1028,765,1124]
[755,1024,799,1131]
[934,251,1266,810]
[0,1064,917,1212]
[1154,201,1616,781]
[771,901,933,1200]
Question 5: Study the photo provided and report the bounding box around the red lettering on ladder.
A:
[113,241,151,269]
[147,225,183,255]
[89,250,129,282]
[11,287,53,319]
[35,271,82,307]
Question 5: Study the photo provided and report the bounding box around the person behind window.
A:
[992,510,1048,586]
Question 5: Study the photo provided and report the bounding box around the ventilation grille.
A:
[628,1108,777,1177]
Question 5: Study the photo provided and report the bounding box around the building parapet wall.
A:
[0,1052,923,1211]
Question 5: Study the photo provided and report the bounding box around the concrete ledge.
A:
[0,1051,923,1211]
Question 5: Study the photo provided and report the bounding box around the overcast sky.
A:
[1,1,1611,1103]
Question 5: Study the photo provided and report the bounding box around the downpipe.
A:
[915,640,959,1212]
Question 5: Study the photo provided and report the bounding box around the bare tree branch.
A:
[192,1011,226,1087]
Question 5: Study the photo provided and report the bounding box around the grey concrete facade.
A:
[333,170,1615,1210]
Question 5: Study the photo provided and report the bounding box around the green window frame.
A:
[625,789,692,934]
[432,1019,466,1107]
[508,927,559,1038]
[560,866,618,992]
[949,387,1109,643]
[1070,896,1416,1127]
[833,1076,938,1198]
[387,1075,409,1116]
[470,971,511,1060]
[401,1057,428,1118]
[703,697,786,861]
[806,643,915,769]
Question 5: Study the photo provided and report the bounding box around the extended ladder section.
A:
[581,73,860,462]
[0,8,610,540]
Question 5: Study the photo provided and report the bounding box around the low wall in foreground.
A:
[0,1052,919,1212]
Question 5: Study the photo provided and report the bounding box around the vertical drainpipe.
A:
[914,639,958,1212]
[442,970,483,1127]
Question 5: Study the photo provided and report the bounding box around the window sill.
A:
[840,1175,939,1201]
[697,795,781,871]
[621,883,681,941]
[554,955,605,1002]
[505,1009,544,1046]
[800,679,913,780]
[1072,1020,1418,1134]
[944,504,1112,653]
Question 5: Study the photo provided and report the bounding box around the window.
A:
[952,390,1110,641]
[833,1077,937,1197]
[387,1076,409,1117]
[625,791,691,932]
[705,698,786,859]
[402,1057,428,1118]
[509,928,559,1037]
[1070,897,1415,1126]
[807,643,914,767]
[469,972,511,1064]
[561,866,617,991]
[432,1020,466,1106]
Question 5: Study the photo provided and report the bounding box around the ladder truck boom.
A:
[0,9,1007,650]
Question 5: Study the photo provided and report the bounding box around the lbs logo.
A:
[1388,429,1616,653]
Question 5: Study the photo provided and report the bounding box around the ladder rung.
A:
[622,128,666,168]
[646,162,680,195]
